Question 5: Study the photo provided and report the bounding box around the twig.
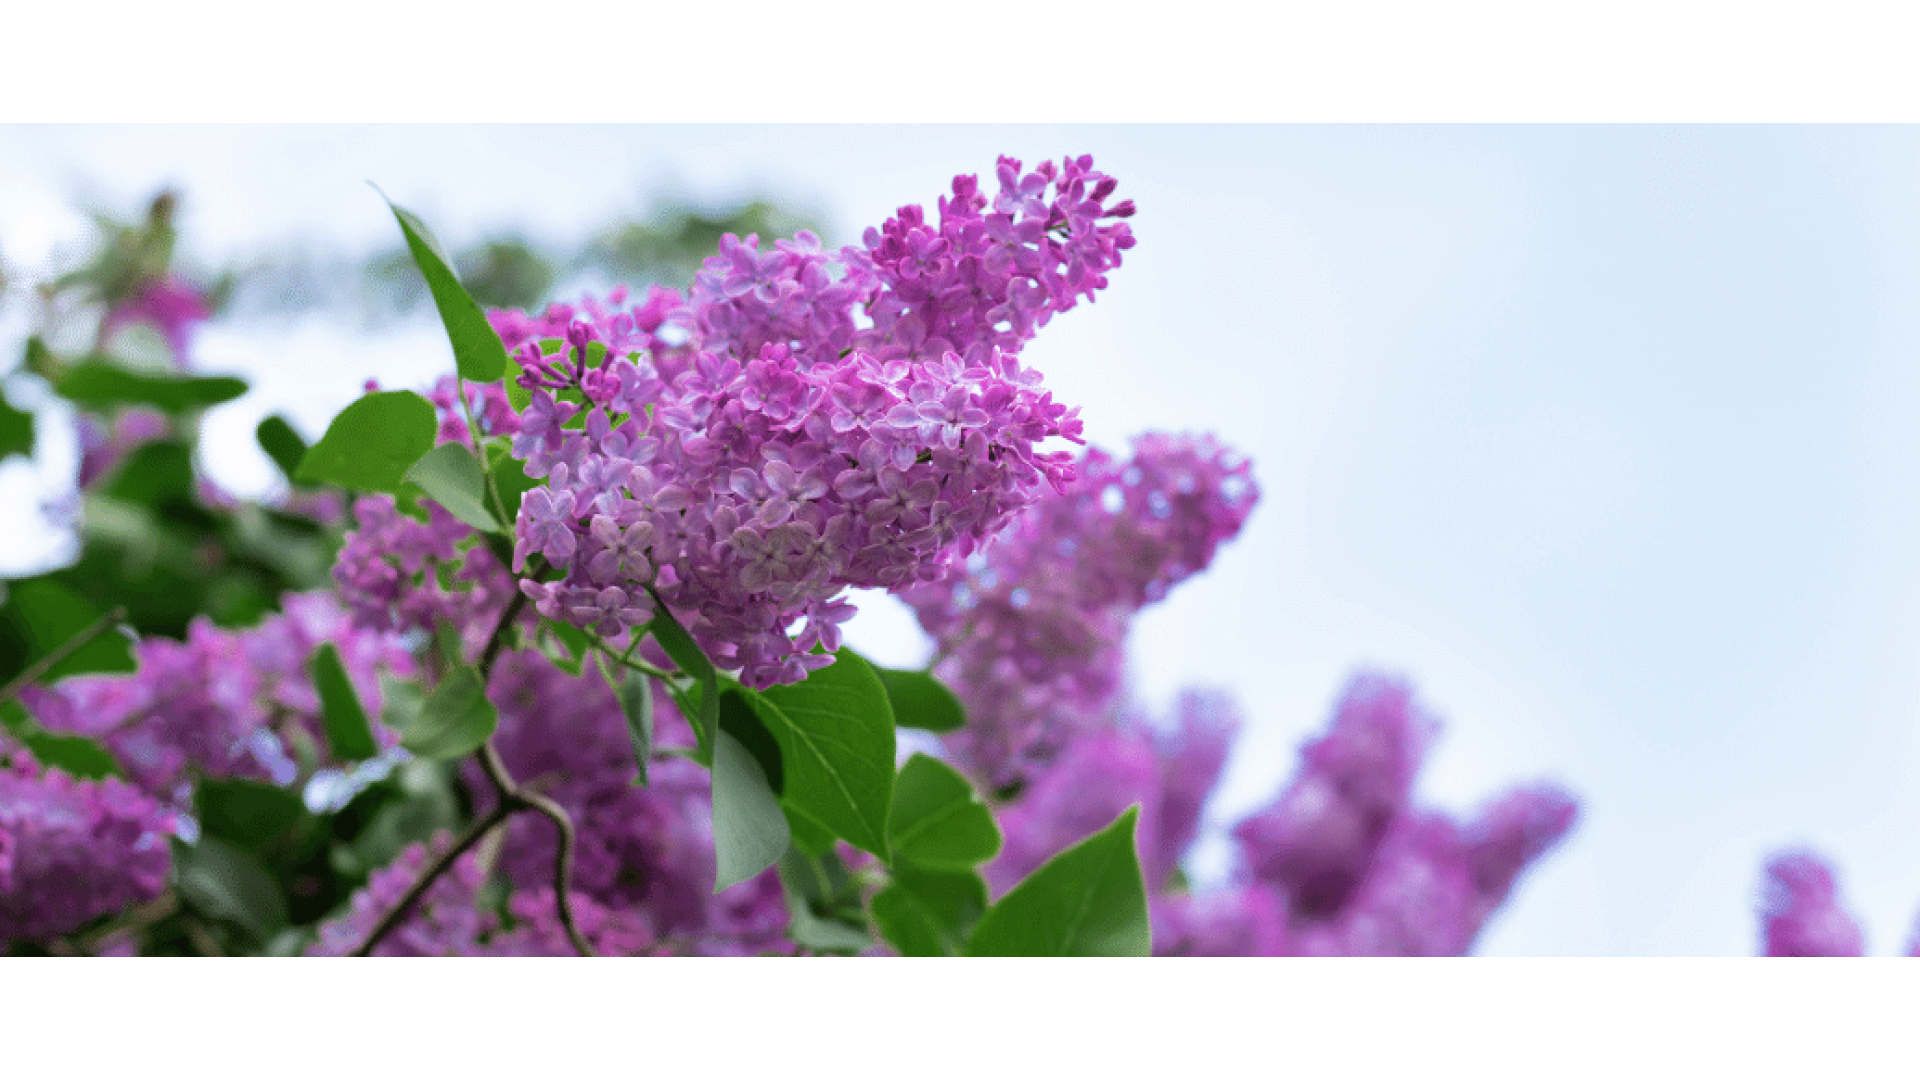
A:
[0,605,127,708]
[347,801,513,957]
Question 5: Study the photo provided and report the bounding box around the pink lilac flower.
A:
[908,433,1257,787]
[101,275,209,367]
[1151,885,1289,957]
[490,156,1133,690]
[21,592,415,805]
[0,751,176,942]
[1761,850,1866,957]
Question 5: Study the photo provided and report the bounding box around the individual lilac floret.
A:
[1761,850,1866,957]
[493,156,1135,690]
[0,752,176,943]
[1232,673,1434,919]
[907,433,1258,787]
[22,592,415,805]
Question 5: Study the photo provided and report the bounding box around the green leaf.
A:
[378,672,425,734]
[52,361,248,414]
[719,687,783,793]
[745,648,895,859]
[711,728,789,893]
[779,847,873,953]
[194,778,309,850]
[871,663,966,733]
[97,440,195,508]
[255,415,309,487]
[618,669,653,787]
[397,665,498,760]
[173,835,290,941]
[871,867,989,957]
[965,806,1150,957]
[382,195,509,384]
[0,383,34,464]
[295,390,436,492]
[784,808,837,857]
[887,753,1001,870]
[486,445,539,522]
[403,443,502,534]
[310,642,378,762]
[644,601,717,758]
[0,699,121,780]
[1,578,135,682]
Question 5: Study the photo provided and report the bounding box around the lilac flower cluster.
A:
[21,591,415,804]
[0,751,176,943]
[980,671,1579,956]
[495,156,1133,689]
[907,433,1258,787]
[1760,851,1868,956]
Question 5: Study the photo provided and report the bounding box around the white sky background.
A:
[7,124,1920,957]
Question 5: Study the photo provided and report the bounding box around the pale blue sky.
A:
[6,125,1920,955]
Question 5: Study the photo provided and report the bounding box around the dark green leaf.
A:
[871,867,989,957]
[619,669,653,787]
[310,642,378,762]
[382,195,509,384]
[965,806,1150,957]
[255,415,308,487]
[397,665,498,760]
[887,753,1001,870]
[98,440,195,507]
[404,443,502,533]
[0,383,34,464]
[644,600,717,757]
[173,835,290,941]
[52,361,247,414]
[0,700,121,780]
[486,446,539,522]
[871,662,966,733]
[719,687,783,793]
[711,728,789,893]
[194,778,309,850]
[746,648,895,858]
[295,390,436,492]
[1,578,135,682]
[778,847,872,953]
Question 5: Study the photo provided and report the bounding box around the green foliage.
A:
[172,834,290,944]
[618,669,654,788]
[295,390,436,492]
[746,649,896,859]
[403,443,503,534]
[310,642,378,762]
[779,847,874,953]
[0,383,34,464]
[0,577,135,685]
[871,867,990,957]
[392,665,499,760]
[50,361,247,415]
[711,728,789,893]
[871,663,966,733]
[485,441,539,521]
[382,195,509,384]
[887,753,1001,871]
[455,238,555,311]
[964,807,1151,957]
[645,601,718,758]
[0,699,122,780]
[255,415,309,487]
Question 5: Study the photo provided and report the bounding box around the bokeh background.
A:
[6,124,1919,956]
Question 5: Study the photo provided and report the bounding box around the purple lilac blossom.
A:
[0,751,176,943]
[21,591,415,805]
[492,156,1134,690]
[1150,885,1290,957]
[1760,850,1866,957]
[333,493,517,649]
[909,433,1258,787]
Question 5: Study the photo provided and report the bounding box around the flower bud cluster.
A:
[908,433,1258,787]
[495,157,1132,689]
[0,751,176,942]
[22,592,414,804]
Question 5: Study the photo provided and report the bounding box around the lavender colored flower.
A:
[0,752,176,942]
[1461,785,1579,928]
[1151,886,1289,957]
[1290,814,1478,957]
[489,157,1136,690]
[1143,690,1238,892]
[306,839,497,957]
[909,433,1257,786]
[1761,850,1866,957]
[984,725,1163,897]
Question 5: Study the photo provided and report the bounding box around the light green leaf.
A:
[871,867,989,957]
[870,662,966,733]
[404,443,502,534]
[310,642,378,762]
[619,670,653,788]
[382,195,509,384]
[52,361,247,414]
[887,753,1001,870]
[711,728,789,893]
[295,390,436,493]
[397,665,498,760]
[964,806,1150,957]
[746,648,895,859]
